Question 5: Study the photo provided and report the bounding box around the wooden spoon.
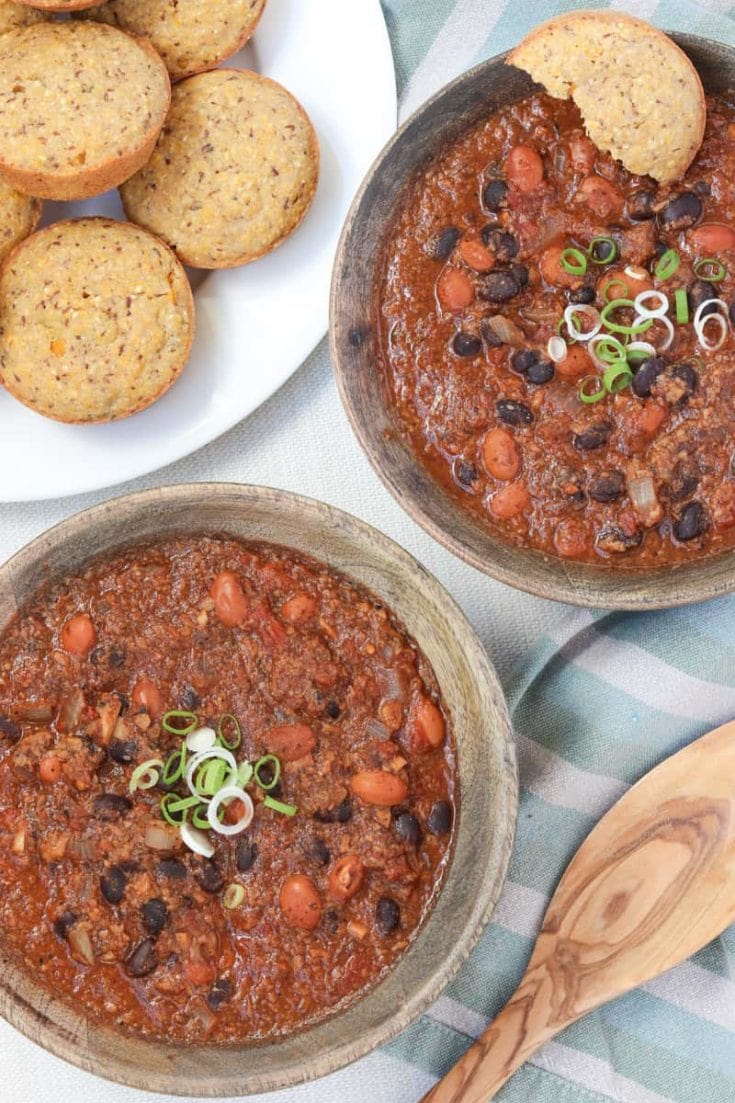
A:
[421,720,735,1103]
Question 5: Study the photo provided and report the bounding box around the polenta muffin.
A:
[0,175,40,262]
[16,1,97,10]
[83,0,267,81]
[0,218,195,423]
[0,0,47,33]
[0,22,170,200]
[121,69,319,269]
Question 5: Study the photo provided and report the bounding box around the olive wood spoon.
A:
[421,719,735,1103]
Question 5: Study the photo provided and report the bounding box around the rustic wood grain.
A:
[421,720,735,1102]
[330,32,735,610]
[0,483,517,1096]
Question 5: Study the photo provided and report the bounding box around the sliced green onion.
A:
[162,710,198,736]
[592,334,627,364]
[254,754,281,792]
[655,248,680,281]
[674,287,689,324]
[195,757,226,797]
[162,746,187,786]
[626,341,656,364]
[223,883,246,910]
[601,278,629,303]
[161,793,200,826]
[237,761,254,788]
[578,376,606,404]
[603,362,634,394]
[560,247,588,276]
[694,257,726,282]
[193,801,225,829]
[129,758,164,793]
[588,236,618,265]
[600,298,653,335]
[263,795,298,817]
[217,713,242,750]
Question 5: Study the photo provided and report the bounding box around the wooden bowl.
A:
[331,33,735,610]
[0,483,517,1096]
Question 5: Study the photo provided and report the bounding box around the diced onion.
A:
[693,298,728,329]
[185,747,237,802]
[547,335,568,362]
[68,927,95,966]
[563,304,601,342]
[180,821,215,858]
[627,474,659,525]
[633,289,669,319]
[207,786,254,836]
[223,883,246,910]
[624,264,650,283]
[186,726,217,754]
[483,314,525,346]
[695,312,728,351]
[144,823,180,851]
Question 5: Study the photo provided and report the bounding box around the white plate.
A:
[0,0,396,502]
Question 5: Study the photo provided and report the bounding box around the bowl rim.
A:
[330,32,735,611]
[0,481,518,1096]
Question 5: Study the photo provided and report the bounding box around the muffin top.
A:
[0,174,40,262]
[0,1,47,34]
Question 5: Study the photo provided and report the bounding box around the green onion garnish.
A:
[603,362,634,394]
[694,257,726,282]
[588,236,618,265]
[223,883,246,910]
[655,248,680,281]
[600,298,653,336]
[162,710,198,736]
[217,713,242,750]
[237,761,254,788]
[254,754,281,792]
[161,793,199,826]
[674,287,689,324]
[162,746,187,786]
[192,801,225,829]
[264,795,298,817]
[594,335,627,364]
[194,757,226,797]
[560,247,588,276]
[601,277,629,303]
[129,758,164,794]
[578,376,606,404]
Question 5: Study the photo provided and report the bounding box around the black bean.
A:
[108,648,126,669]
[323,908,340,934]
[394,812,422,845]
[572,421,612,451]
[482,179,508,212]
[689,279,719,318]
[674,501,708,542]
[93,794,132,819]
[511,263,529,288]
[496,399,533,426]
[426,226,460,260]
[314,798,352,824]
[730,301,735,328]
[157,858,187,880]
[671,363,698,397]
[427,800,453,836]
[126,939,158,978]
[657,192,702,232]
[482,229,518,262]
[236,839,258,872]
[180,686,200,710]
[596,525,643,554]
[453,459,479,489]
[108,738,138,765]
[525,358,554,385]
[669,461,699,502]
[631,356,667,398]
[0,716,20,741]
[588,470,625,503]
[311,837,331,866]
[376,897,401,935]
[626,189,656,221]
[693,180,711,197]
[207,977,234,1011]
[479,269,521,303]
[325,699,341,720]
[53,910,77,939]
[141,898,168,937]
[589,238,617,264]
[510,348,539,374]
[100,866,127,905]
[568,284,596,305]
[195,861,225,894]
[452,331,482,358]
[654,239,668,260]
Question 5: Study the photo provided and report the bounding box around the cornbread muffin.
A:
[0,218,195,423]
[0,175,40,262]
[84,0,267,81]
[121,69,319,269]
[508,11,705,183]
[17,1,97,10]
[0,22,171,200]
[0,1,46,32]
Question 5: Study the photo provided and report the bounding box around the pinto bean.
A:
[602,266,653,298]
[540,244,583,289]
[264,723,316,762]
[459,239,495,272]
[280,874,322,930]
[553,518,590,558]
[328,855,365,901]
[60,613,96,656]
[350,770,408,806]
[210,571,249,628]
[39,754,62,784]
[506,144,544,192]
[568,133,596,172]
[437,268,474,311]
[575,176,624,219]
[407,695,445,752]
[688,222,735,252]
[132,679,163,717]
[489,482,531,519]
[555,344,592,381]
[481,427,521,481]
[281,592,316,623]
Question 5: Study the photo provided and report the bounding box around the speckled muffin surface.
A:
[0,175,39,262]
[0,218,195,423]
[121,68,319,269]
[0,22,170,200]
[84,0,267,81]
[0,1,47,32]
[16,1,97,10]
